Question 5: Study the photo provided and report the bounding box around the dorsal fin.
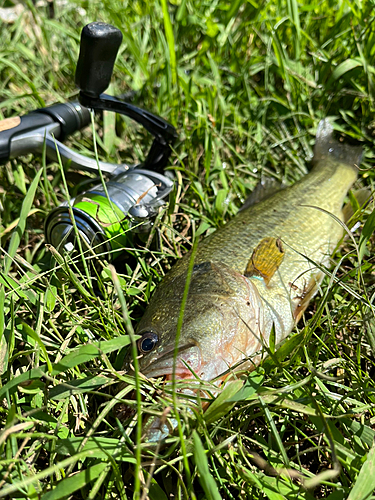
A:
[240,178,285,211]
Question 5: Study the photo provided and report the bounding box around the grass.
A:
[1,0,375,498]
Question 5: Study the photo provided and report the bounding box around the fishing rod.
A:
[0,22,177,260]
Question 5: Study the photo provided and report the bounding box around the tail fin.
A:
[314,119,363,170]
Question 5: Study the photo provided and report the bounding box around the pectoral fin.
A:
[245,237,285,285]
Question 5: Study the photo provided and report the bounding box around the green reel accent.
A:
[74,194,130,251]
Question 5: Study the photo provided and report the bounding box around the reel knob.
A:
[75,22,123,98]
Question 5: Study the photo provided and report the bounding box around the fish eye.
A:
[137,332,159,354]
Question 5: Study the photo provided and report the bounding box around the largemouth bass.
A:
[127,120,362,389]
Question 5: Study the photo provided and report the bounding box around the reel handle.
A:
[75,22,123,98]
[75,21,177,172]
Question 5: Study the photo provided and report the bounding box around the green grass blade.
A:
[227,368,265,402]
[3,168,42,275]
[0,450,107,499]
[160,0,177,88]
[193,431,222,500]
[40,463,109,500]
[52,335,135,375]
[23,323,53,373]
[259,396,290,467]
[0,286,6,374]
[347,441,375,500]
[330,58,363,82]
[359,206,375,262]
[54,436,136,462]
[287,0,301,59]
[49,375,110,400]
[204,380,243,425]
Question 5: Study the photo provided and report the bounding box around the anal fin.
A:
[245,237,285,285]
[292,272,323,322]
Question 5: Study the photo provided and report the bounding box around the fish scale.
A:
[124,120,363,390]
[194,157,357,300]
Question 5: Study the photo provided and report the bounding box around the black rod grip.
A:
[75,22,123,98]
[0,102,90,163]
[33,102,91,140]
[0,114,54,162]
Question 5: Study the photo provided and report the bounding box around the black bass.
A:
[127,120,362,387]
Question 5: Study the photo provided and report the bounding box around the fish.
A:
[123,120,363,436]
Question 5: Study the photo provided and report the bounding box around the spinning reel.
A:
[0,22,177,260]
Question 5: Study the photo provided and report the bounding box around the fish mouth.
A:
[116,342,201,424]
[136,341,202,380]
